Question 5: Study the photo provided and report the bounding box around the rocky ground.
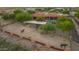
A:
[0,19,79,51]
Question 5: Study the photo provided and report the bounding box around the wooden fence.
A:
[0,29,64,51]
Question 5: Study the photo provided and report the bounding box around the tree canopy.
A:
[14,9,23,15]
[62,8,69,14]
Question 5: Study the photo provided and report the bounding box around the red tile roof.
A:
[33,12,61,18]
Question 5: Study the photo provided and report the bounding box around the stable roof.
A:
[32,12,61,18]
[24,20,46,25]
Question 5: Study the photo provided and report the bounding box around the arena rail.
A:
[2,29,64,51]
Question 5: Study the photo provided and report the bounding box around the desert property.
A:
[0,7,79,51]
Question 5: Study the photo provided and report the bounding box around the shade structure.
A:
[23,20,47,25]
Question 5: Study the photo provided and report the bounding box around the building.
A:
[32,12,62,21]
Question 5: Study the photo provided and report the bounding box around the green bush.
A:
[8,13,15,19]
[2,13,15,20]
[57,17,75,31]
[2,13,9,20]
[27,10,35,14]
[15,12,32,22]
[40,23,55,32]
[2,9,32,22]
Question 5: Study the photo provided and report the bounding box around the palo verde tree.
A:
[15,11,32,22]
[57,16,75,31]
[61,8,69,14]
[57,20,75,31]
[14,9,23,15]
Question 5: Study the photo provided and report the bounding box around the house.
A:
[32,12,62,21]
